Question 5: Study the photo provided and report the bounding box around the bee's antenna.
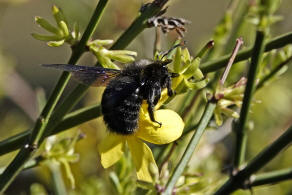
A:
[161,41,186,60]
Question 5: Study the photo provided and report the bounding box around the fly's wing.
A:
[42,64,121,86]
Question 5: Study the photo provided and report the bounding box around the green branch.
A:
[0,104,101,154]
[50,163,67,195]
[233,30,266,168]
[162,102,216,195]
[214,125,292,195]
[250,167,292,187]
[110,0,169,50]
[201,31,292,74]
[256,55,292,90]
[0,0,109,192]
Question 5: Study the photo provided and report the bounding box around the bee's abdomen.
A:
[101,77,143,134]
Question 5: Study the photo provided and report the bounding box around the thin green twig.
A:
[233,30,266,168]
[250,167,292,187]
[50,163,67,195]
[162,102,216,195]
[256,55,292,90]
[224,0,248,53]
[0,0,109,192]
[0,105,102,156]
[214,125,292,195]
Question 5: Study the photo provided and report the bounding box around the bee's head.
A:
[152,59,179,78]
[159,59,179,78]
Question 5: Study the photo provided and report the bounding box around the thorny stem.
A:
[0,0,109,192]
[233,31,266,169]
[214,124,292,195]
[0,31,291,157]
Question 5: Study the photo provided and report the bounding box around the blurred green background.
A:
[0,0,292,194]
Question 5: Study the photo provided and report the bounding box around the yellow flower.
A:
[98,106,184,182]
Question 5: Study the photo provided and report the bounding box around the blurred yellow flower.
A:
[98,106,184,182]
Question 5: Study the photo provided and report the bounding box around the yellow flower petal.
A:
[127,137,157,182]
[135,109,184,145]
[98,133,125,168]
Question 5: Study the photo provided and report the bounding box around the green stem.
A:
[110,0,168,50]
[201,31,292,74]
[158,142,177,171]
[196,40,215,58]
[214,125,292,195]
[256,55,292,90]
[0,0,108,192]
[180,90,200,119]
[162,102,216,195]
[54,104,102,132]
[233,31,266,168]
[250,167,292,187]
[50,162,67,195]
[0,104,101,155]
[0,130,30,156]
[223,0,248,53]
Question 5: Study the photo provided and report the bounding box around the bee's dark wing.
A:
[43,64,121,86]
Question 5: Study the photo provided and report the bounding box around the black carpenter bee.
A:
[43,59,179,135]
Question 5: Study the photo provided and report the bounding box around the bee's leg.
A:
[153,87,161,105]
[147,88,162,127]
[166,76,174,96]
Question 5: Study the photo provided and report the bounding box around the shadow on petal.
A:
[127,137,157,182]
[98,133,125,168]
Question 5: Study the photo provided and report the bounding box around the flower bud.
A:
[47,40,65,47]
[59,21,69,37]
[35,16,59,34]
